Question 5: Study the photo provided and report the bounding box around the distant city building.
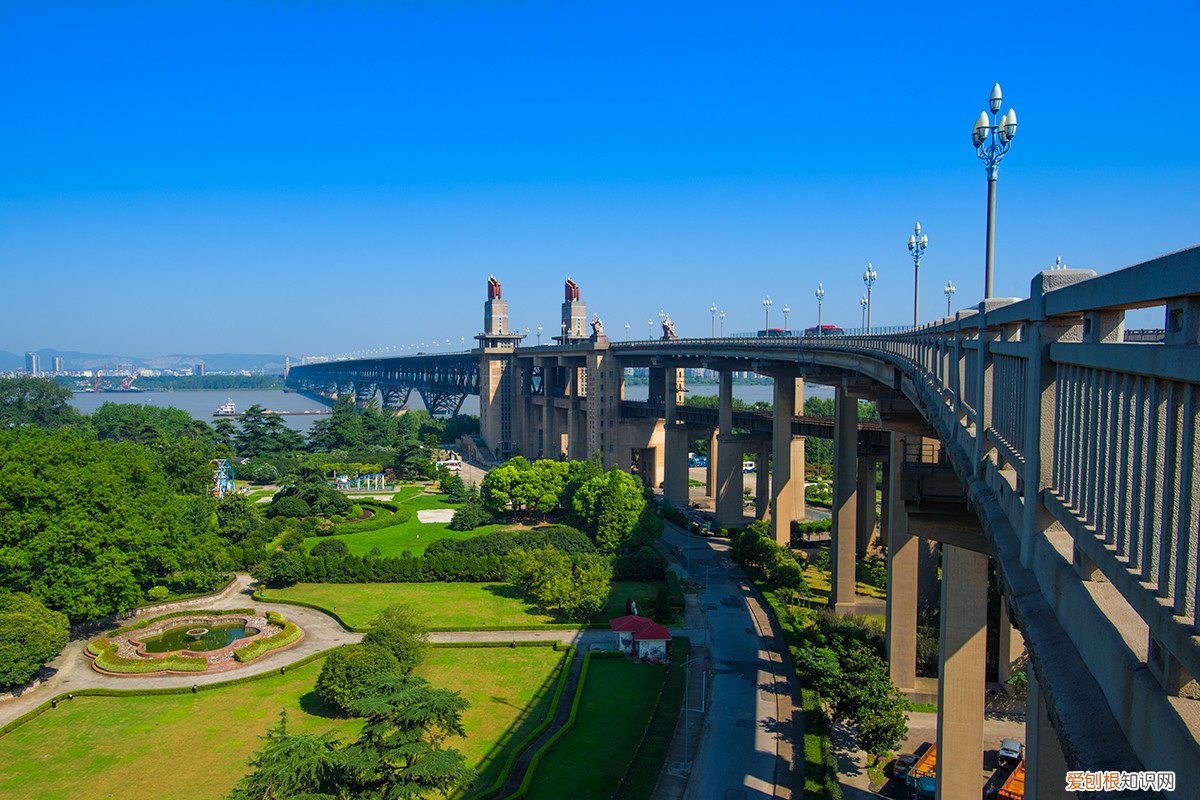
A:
[24,352,41,376]
[194,362,206,376]
[52,356,64,374]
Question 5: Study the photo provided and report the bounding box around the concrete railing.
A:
[799,244,1200,693]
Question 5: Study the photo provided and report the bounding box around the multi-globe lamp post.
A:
[944,280,956,316]
[762,295,772,332]
[907,223,928,326]
[783,304,790,333]
[815,283,825,333]
[973,83,1018,298]
[710,303,719,337]
[859,295,868,331]
[719,310,726,337]
[862,263,877,333]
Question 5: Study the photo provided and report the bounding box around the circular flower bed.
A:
[86,609,303,675]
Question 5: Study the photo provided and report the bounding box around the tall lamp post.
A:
[907,223,928,326]
[782,304,791,333]
[860,295,868,331]
[709,303,718,337]
[647,319,654,338]
[762,295,772,332]
[944,280,956,316]
[536,325,543,345]
[719,311,726,337]
[973,83,1018,299]
[624,322,631,340]
[815,283,825,334]
[862,263,878,333]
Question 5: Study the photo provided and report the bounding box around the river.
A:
[65,380,833,433]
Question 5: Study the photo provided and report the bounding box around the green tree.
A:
[254,550,307,587]
[392,440,434,480]
[225,710,344,800]
[315,644,401,714]
[307,396,367,452]
[310,538,349,557]
[236,405,305,457]
[571,467,647,553]
[215,492,263,543]
[361,603,428,675]
[505,547,611,622]
[344,674,476,799]
[448,496,492,531]
[0,377,79,429]
[0,591,69,687]
[835,643,909,763]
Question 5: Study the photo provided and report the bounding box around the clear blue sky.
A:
[2,1,1197,357]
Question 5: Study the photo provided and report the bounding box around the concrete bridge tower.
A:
[556,278,588,344]
[476,276,525,459]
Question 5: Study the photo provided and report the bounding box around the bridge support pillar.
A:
[770,376,806,547]
[705,429,718,498]
[541,397,557,460]
[831,384,859,612]
[997,598,1025,690]
[856,455,877,556]
[754,445,769,520]
[887,433,918,692]
[715,372,745,528]
[1025,670,1070,800]
[935,543,988,800]
[664,428,690,507]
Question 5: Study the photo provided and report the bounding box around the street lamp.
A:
[560,321,567,345]
[815,283,825,334]
[719,310,726,336]
[536,325,543,345]
[860,295,868,331]
[862,263,877,333]
[783,304,791,333]
[907,222,928,326]
[709,303,718,337]
[973,82,1018,298]
[648,319,654,338]
[624,322,631,340]
[762,295,772,332]
[944,280,956,316]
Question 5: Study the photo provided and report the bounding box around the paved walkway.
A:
[658,524,800,800]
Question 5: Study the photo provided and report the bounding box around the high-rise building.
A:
[194,362,206,376]
[52,356,64,374]
[24,352,41,376]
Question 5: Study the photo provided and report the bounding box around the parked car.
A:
[893,753,917,779]
[998,738,1024,767]
[742,461,756,472]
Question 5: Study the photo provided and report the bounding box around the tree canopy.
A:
[0,377,79,430]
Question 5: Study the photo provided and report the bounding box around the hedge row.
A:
[510,652,596,798]
[429,640,563,650]
[462,646,576,800]
[319,503,414,536]
[232,612,302,662]
[611,637,690,800]
[88,638,207,674]
[110,608,256,637]
[293,552,509,583]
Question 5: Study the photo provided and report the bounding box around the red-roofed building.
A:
[609,615,672,661]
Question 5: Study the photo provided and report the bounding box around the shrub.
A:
[233,614,302,662]
[652,583,672,624]
[361,604,428,674]
[146,585,170,602]
[0,592,70,687]
[89,638,206,674]
[314,643,400,713]
[267,494,311,519]
[665,570,685,611]
[613,545,667,581]
[253,550,307,587]
[448,497,492,531]
[310,539,349,557]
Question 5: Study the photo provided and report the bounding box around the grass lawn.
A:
[801,562,887,601]
[264,580,667,630]
[303,491,507,557]
[0,647,564,800]
[525,656,665,800]
[422,646,566,797]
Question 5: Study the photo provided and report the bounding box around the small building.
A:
[608,615,672,662]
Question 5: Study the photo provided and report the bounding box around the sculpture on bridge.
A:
[661,314,678,340]
[590,315,607,342]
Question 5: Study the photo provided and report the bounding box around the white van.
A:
[742,461,756,473]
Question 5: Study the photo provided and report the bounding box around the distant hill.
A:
[0,349,288,374]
